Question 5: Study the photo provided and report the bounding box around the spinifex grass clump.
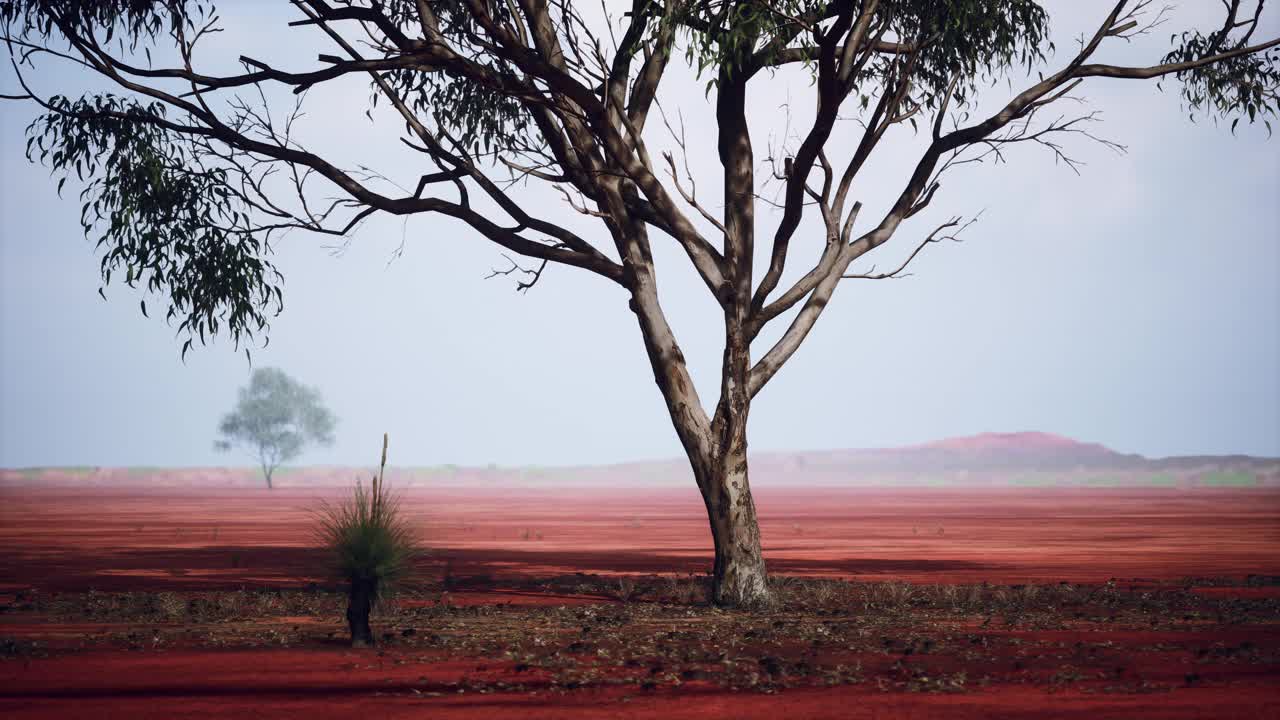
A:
[314,434,416,647]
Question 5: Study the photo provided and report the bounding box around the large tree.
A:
[2,1,1276,605]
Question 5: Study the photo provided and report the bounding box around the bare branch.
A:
[843,215,979,281]
[486,253,550,292]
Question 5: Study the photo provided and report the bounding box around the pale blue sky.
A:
[1,2,1277,468]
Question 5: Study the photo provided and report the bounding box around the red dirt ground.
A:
[1,486,1277,718]
[2,486,1277,591]
[5,646,1278,720]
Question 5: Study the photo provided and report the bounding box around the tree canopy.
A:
[3,2,1274,356]
[215,367,336,488]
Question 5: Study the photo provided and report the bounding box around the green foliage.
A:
[4,0,1278,361]
[671,0,1050,99]
[25,93,281,357]
[380,0,534,156]
[1199,471,1256,487]
[0,0,202,44]
[1162,27,1280,130]
[674,0,791,73]
[877,0,1050,102]
[381,64,533,156]
[313,471,417,606]
[215,368,336,478]
[385,1,1079,156]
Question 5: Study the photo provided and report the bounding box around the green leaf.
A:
[25,92,284,359]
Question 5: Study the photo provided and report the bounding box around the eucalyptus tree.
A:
[215,367,336,488]
[3,1,1276,605]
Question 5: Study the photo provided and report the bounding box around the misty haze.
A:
[0,1,1277,718]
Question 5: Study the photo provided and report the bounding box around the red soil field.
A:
[1,485,1277,718]
[1,486,1276,591]
[5,646,1279,720]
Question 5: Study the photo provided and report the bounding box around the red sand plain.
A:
[1,486,1277,591]
[1,485,1278,718]
[5,646,1279,720]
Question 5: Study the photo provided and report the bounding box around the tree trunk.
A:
[260,455,275,490]
[698,312,769,607]
[346,576,376,647]
[699,445,769,607]
[620,227,769,607]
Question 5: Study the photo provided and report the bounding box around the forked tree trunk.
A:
[347,575,376,647]
[640,320,771,607]
[260,456,275,490]
[699,320,770,607]
[622,226,770,607]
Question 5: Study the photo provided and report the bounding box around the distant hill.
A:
[3,432,1277,489]
[748,432,1278,487]
[760,431,1138,473]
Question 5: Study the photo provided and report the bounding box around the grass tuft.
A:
[312,437,418,608]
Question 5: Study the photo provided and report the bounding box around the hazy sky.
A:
[1,2,1277,469]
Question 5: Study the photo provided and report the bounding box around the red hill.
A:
[913,431,1109,453]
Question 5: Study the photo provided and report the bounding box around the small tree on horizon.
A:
[215,367,336,489]
[3,1,1277,606]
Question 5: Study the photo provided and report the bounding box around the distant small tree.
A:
[215,367,336,489]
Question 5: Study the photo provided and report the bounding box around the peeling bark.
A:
[699,445,770,607]
[625,219,771,607]
[702,311,771,607]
